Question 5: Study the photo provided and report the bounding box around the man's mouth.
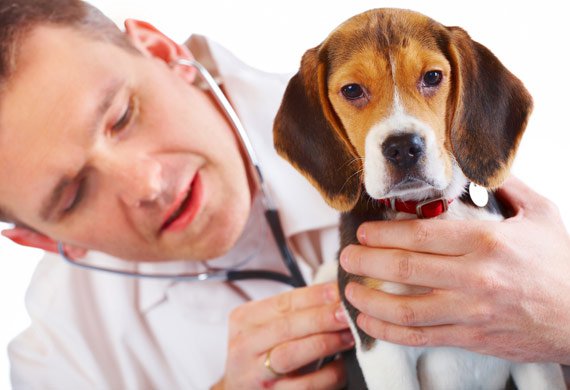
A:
[160,172,203,233]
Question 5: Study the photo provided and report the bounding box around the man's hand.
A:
[340,176,570,364]
[219,282,354,389]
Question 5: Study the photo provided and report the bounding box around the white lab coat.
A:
[9,36,340,390]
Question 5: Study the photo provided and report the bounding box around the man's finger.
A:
[229,282,339,338]
[274,358,347,390]
[262,330,353,379]
[356,314,470,349]
[356,218,492,256]
[340,245,466,290]
[243,302,350,354]
[345,282,468,327]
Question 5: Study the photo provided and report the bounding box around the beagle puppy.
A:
[273,8,565,389]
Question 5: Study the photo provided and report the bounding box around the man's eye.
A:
[110,96,135,134]
[61,179,86,215]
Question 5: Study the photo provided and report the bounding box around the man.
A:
[2,1,570,389]
[0,1,352,388]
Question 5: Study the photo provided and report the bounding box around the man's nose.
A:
[99,153,163,207]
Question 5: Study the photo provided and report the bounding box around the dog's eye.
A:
[341,84,365,100]
[423,71,443,87]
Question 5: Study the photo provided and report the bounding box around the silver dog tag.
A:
[469,182,488,207]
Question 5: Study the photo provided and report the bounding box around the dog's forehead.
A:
[321,9,446,71]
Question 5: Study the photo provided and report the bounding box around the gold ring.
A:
[264,348,284,378]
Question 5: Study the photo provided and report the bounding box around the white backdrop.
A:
[1,1,569,387]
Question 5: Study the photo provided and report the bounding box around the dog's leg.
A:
[418,347,510,389]
[344,302,419,390]
[312,260,339,284]
[511,362,566,390]
[356,340,421,389]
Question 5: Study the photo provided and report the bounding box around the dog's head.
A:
[274,8,532,211]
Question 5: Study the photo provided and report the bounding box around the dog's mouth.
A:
[382,177,441,200]
[392,177,429,190]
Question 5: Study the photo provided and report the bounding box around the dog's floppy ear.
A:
[445,27,533,188]
[273,46,361,211]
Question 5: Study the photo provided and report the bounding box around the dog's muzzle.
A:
[382,133,425,169]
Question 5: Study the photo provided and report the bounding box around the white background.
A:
[1,0,569,387]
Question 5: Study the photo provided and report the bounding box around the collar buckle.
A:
[415,197,448,219]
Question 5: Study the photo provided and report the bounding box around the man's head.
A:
[0,0,254,261]
[0,0,135,84]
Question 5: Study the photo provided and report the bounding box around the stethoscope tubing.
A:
[57,59,306,288]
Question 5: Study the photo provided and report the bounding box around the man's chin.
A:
[169,230,245,262]
[126,206,251,262]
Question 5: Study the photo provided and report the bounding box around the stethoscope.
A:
[57,59,306,288]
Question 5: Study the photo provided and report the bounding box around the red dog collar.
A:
[380,197,453,219]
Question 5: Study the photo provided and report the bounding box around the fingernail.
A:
[344,284,354,300]
[324,284,339,303]
[357,225,367,244]
[339,247,350,270]
[356,313,366,329]
[341,330,355,345]
[1,230,17,238]
[335,306,348,323]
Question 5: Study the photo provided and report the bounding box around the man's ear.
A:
[124,19,196,84]
[1,227,86,259]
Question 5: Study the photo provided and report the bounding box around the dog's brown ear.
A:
[273,46,361,211]
[445,27,533,188]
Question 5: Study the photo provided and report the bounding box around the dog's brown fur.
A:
[274,8,534,388]
[274,8,531,210]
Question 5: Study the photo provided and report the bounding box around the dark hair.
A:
[0,0,135,223]
[0,0,136,80]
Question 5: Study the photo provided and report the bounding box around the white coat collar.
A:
[202,36,339,236]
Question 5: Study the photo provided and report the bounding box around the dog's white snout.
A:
[364,111,449,199]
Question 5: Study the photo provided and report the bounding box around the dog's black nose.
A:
[382,133,425,169]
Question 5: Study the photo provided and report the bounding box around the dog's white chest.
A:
[354,339,564,390]
[355,342,515,390]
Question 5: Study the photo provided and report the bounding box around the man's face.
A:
[0,26,253,261]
